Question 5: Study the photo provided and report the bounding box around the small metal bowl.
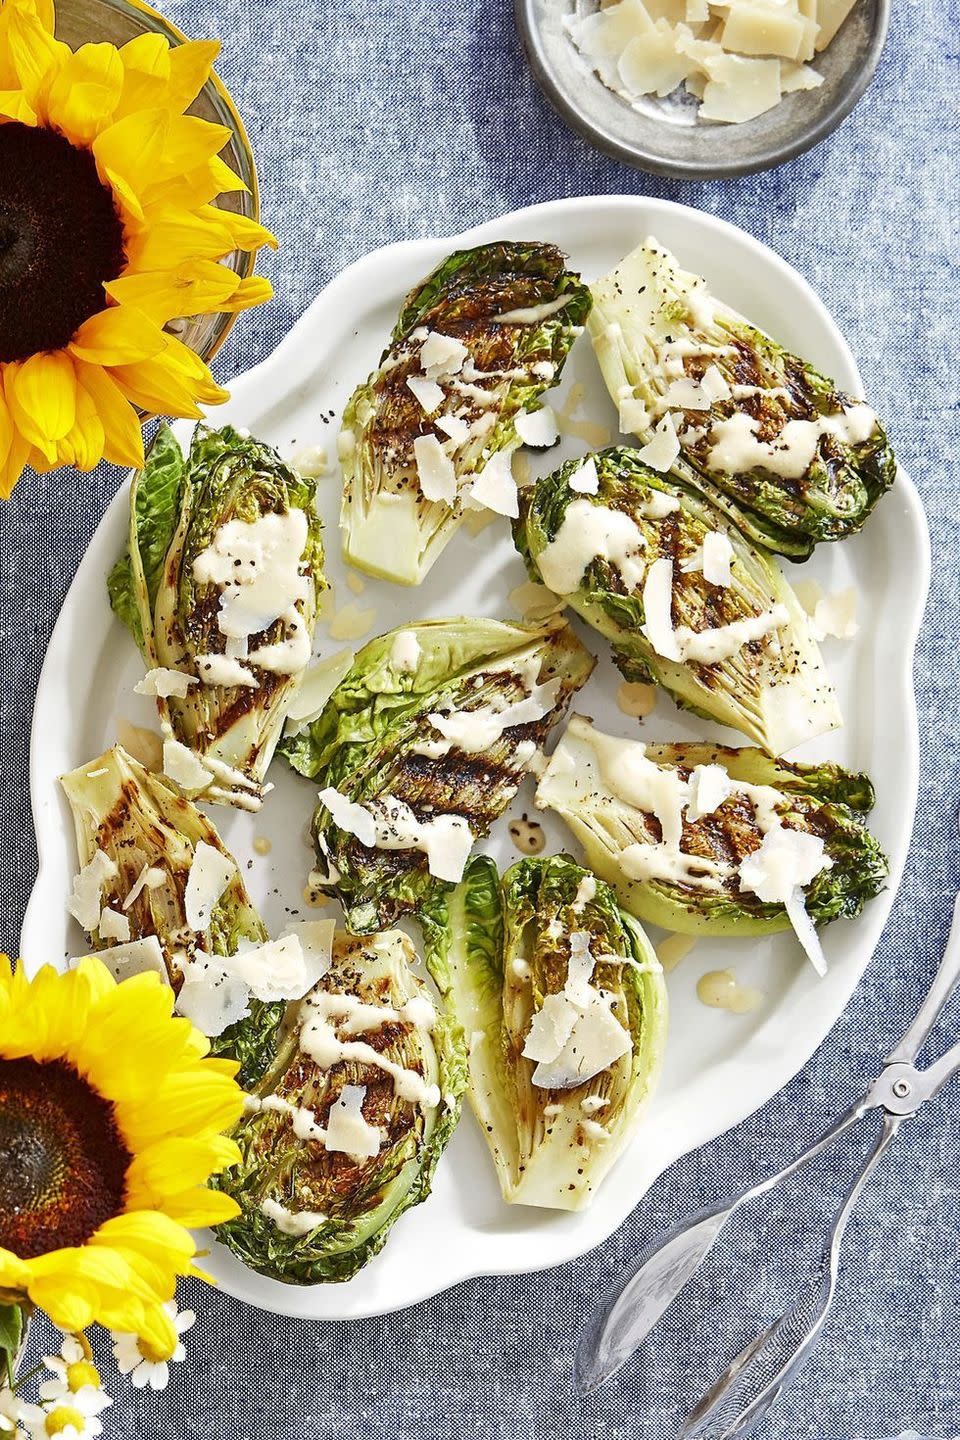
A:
[53,0,262,366]
[516,0,890,179]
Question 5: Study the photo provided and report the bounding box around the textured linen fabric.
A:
[3,0,960,1434]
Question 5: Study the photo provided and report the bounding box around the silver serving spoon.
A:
[575,892,960,1408]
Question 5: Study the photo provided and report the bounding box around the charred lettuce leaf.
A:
[108,422,325,810]
[60,745,283,1088]
[279,615,595,933]
[340,241,591,585]
[216,929,467,1284]
[536,716,888,942]
[421,854,667,1212]
[588,237,895,559]
[516,445,839,756]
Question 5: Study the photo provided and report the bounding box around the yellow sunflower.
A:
[0,957,244,1359]
[0,0,276,499]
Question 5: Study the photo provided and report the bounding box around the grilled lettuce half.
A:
[108,422,325,809]
[280,615,595,933]
[340,241,590,585]
[516,445,839,756]
[536,715,888,939]
[421,854,667,1211]
[216,929,467,1284]
[588,237,895,559]
[60,745,283,1088]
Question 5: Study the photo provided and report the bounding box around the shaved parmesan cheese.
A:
[640,557,682,661]
[67,849,118,931]
[407,374,445,414]
[568,456,600,494]
[738,826,832,905]
[184,841,236,933]
[700,363,732,402]
[195,653,258,688]
[163,739,213,793]
[815,0,857,49]
[687,763,734,820]
[226,932,325,1002]
[636,414,681,472]
[661,376,711,411]
[284,648,356,735]
[134,667,196,699]
[414,433,457,503]
[780,60,824,90]
[435,413,470,445]
[520,930,633,1090]
[122,863,165,910]
[720,2,806,57]
[317,786,376,846]
[470,449,519,517]
[515,406,559,448]
[702,530,734,586]
[618,26,691,97]
[90,935,167,982]
[98,907,130,942]
[420,331,469,377]
[785,886,828,975]
[325,1084,382,1160]
[619,395,652,432]
[176,954,250,1036]
[569,0,851,123]
[699,55,783,122]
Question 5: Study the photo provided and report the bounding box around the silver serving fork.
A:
[575,893,960,1435]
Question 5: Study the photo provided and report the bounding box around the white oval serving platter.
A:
[23,196,929,1321]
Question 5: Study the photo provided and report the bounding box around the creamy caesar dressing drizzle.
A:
[494,295,573,325]
[641,556,788,666]
[422,667,561,756]
[706,403,877,479]
[552,719,829,912]
[259,1197,327,1236]
[192,510,312,678]
[299,989,440,1109]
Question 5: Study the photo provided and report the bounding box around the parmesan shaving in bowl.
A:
[566,0,856,125]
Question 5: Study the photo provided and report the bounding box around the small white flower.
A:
[38,1337,111,1418]
[0,1387,23,1437]
[21,1401,102,1440]
[111,1301,196,1392]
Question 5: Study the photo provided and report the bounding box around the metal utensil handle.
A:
[888,892,960,1064]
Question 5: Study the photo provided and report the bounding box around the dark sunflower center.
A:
[0,1056,131,1258]
[0,122,127,364]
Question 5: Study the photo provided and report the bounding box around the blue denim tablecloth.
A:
[3,0,960,1435]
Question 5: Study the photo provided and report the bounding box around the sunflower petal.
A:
[165,37,220,113]
[73,362,144,469]
[105,259,267,324]
[0,379,33,499]
[6,5,69,118]
[44,42,124,144]
[0,87,36,122]
[161,1187,241,1227]
[6,352,77,459]
[69,306,166,366]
